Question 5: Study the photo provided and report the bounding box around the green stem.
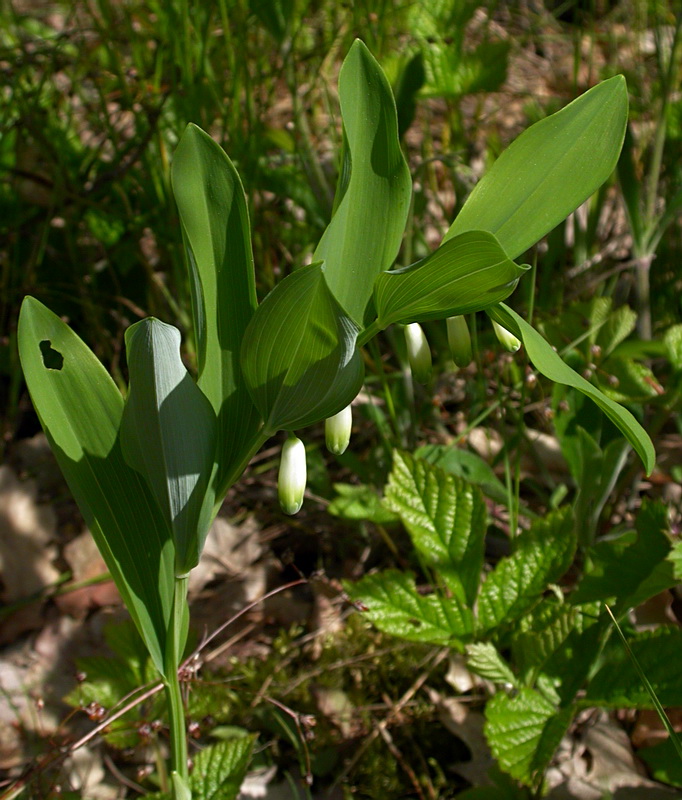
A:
[357,319,383,348]
[165,575,189,796]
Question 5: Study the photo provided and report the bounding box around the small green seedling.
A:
[18,40,653,798]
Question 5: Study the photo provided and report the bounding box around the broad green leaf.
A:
[488,303,655,474]
[477,508,576,634]
[328,483,399,524]
[572,500,672,612]
[586,627,682,708]
[241,263,364,433]
[485,689,573,788]
[445,76,628,259]
[120,318,216,574]
[17,297,174,677]
[171,124,260,499]
[313,39,412,324]
[466,642,517,687]
[188,736,256,800]
[383,450,486,605]
[373,231,528,326]
[346,569,474,644]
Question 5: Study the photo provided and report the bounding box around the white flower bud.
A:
[446,315,472,368]
[325,404,352,455]
[278,435,306,515]
[404,323,432,383]
[492,320,522,353]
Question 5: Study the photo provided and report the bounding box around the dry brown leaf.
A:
[55,530,120,618]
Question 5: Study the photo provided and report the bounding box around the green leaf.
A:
[639,738,682,788]
[445,76,628,259]
[586,627,682,708]
[328,483,399,524]
[485,689,573,788]
[17,297,174,677]
[415,443,522,510]
[120,318,216,574]
[373,230,528,327]
[572,500,673,612]
[512,601,580,683]
[345,569,474,645]
[664,323,682,371]
[171,124,260,499]
[241,263,364,433]
[477,508,576,634]
[313,39,412,324]
[188,736,256,800]
[489,303,655,475]
[383,450,486,605]
[466,642,517,687]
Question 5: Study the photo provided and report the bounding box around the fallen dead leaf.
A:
[0,465,60,642]
[55,530,120,618]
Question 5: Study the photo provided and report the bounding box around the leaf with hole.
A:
[17,297,175,677]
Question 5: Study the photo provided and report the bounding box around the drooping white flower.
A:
[446,315,472,368]
[404,323,432,383]
[492,320,522,353]
[325,404,352,455]
[278,435,306,515]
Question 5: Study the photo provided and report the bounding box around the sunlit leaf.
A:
[383,450,486,605]
[445,76,628,259]
[485,689,574,788]
[477,508,576,634]
[314,39,412,324]
[171,124,260,500]
[241,263,364,432]
[374,230,528,326]
[488,303,655,474]
[120,318,216,574]
[346,569,474,644]
[17,297,174,677]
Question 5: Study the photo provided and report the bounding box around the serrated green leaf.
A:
[120,318,216,574]
[572,500,672,612]
[17,297,174,677]
[346,569,473,644]
[445,76,628,260]
[477,508,576,634]
[415,443,523,510]
[512,601,579,683]
[383,450,486,604]
[541,605,608,705]
[171,124,260,499]
[664,324,682,371]
[328,483,399,524]
[485,689,573,788]
[488,303,656,475]
[241,263,364,432]
[596,304,638,358]
[466,642,517,687]
[373,231,528,327]
[188,736,256,800]
[586,627,682,708]
[313,39,412,324]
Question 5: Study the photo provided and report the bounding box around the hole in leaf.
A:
[40,340,64,370]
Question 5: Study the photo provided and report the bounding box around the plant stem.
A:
[165,575,189,793]
[358,320,383,348]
